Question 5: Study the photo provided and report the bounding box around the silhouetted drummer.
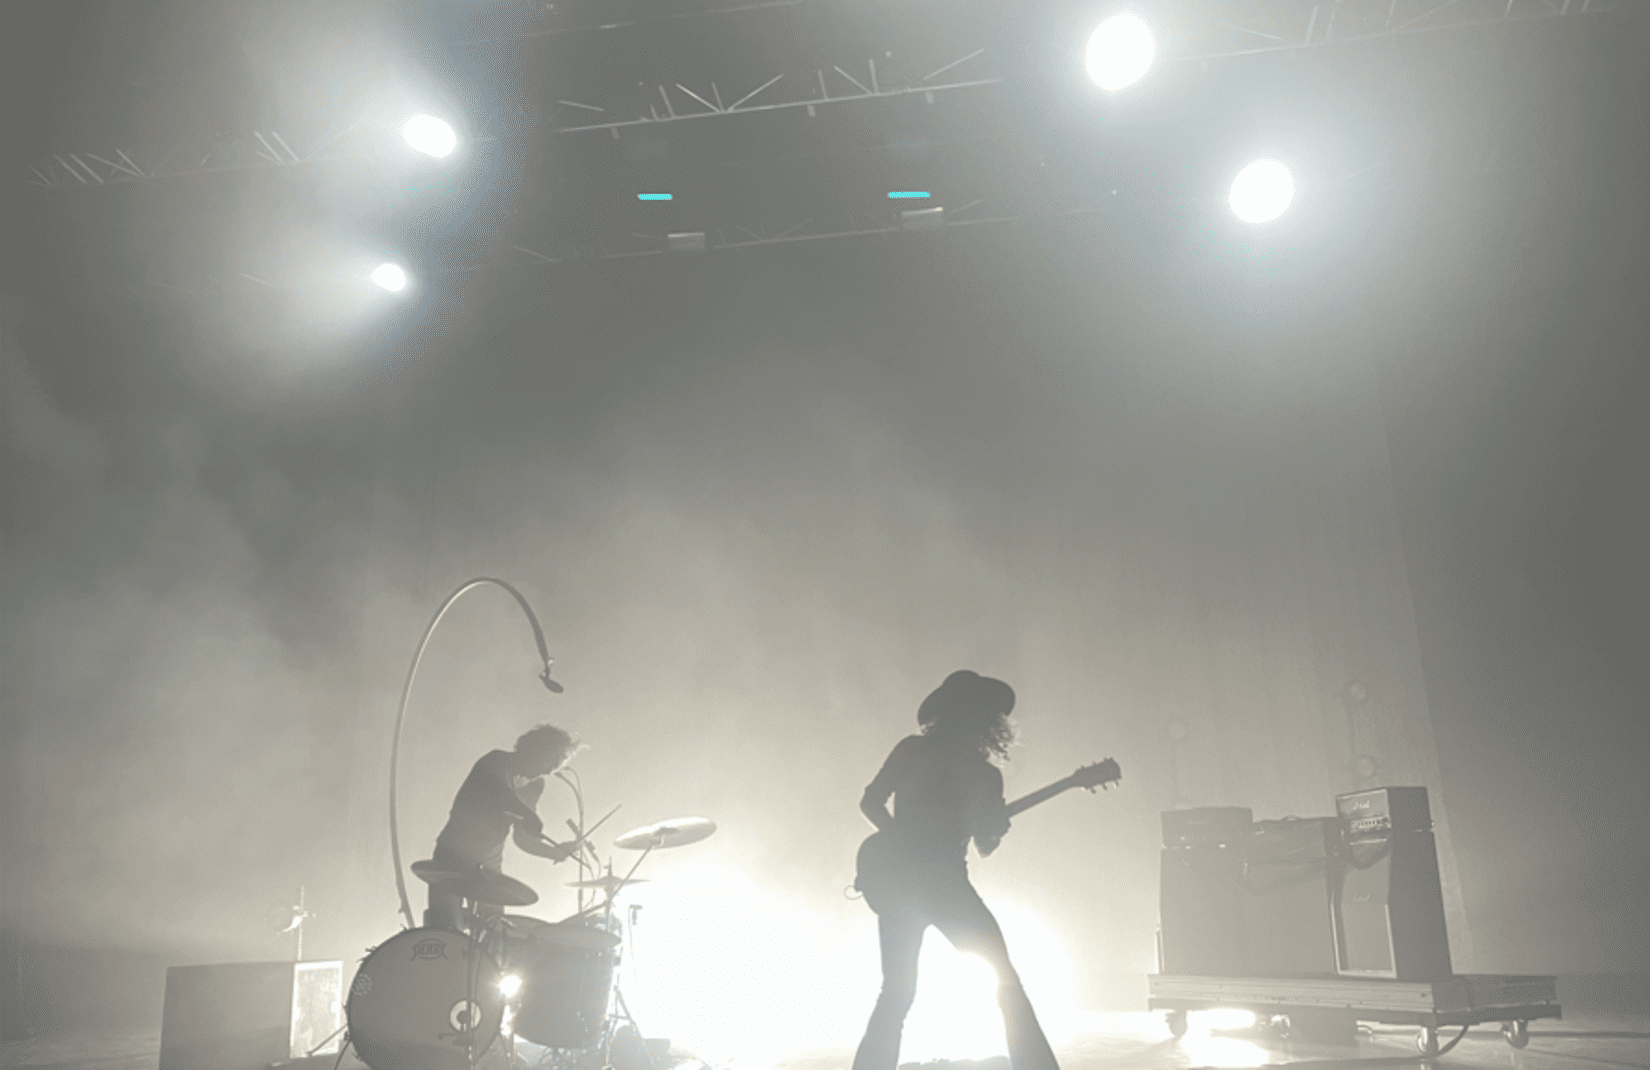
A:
[426,724,579,930]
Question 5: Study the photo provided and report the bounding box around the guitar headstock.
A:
[1071,758,1122,792]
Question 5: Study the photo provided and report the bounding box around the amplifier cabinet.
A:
[1162,807,1253,849]
[1332,830,1453,981]
[160,961,341,1070]
[1243,818,1341,977]
[1159,846,1248,976]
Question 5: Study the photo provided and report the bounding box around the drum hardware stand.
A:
[273,885,313,961]
[602,985,658,1070]
[303,1022,349,1058]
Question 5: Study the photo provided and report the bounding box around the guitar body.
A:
[853,758,1121,916]
[854,830,958,915]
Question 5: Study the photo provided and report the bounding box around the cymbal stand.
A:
[555,771,621,916]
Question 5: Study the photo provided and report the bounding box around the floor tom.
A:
[498,917,620,1050]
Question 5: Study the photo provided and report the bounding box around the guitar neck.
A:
[1005,776,1077,819]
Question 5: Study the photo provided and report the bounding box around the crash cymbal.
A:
[566,875,649,892]
[613,817,717,851]
[409,860,538,907]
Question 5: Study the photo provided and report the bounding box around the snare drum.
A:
[497,917,620,1050]
[347,928,504,1070]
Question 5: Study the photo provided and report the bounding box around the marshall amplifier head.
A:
[1335,786,1432,838]
[1161,806,1253,848]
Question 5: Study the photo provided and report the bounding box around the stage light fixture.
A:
[1228,160,1294,224]
[401,114,457,158]
[1085,13,1155,91]
[370,263,408,292]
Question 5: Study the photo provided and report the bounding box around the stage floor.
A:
[4,1010,1647,1070]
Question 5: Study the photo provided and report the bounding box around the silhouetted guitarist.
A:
[853,671,1086,1070]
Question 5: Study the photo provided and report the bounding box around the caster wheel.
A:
[1416,1026,1440,1057]
[1503,1020,1530,1049]
[1166,1010,1188,1038]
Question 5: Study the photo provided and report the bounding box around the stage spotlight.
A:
[499,974,523,998]
[1228,160,1294,224]
[401,114,457,158]
[1085,13,1155,91]
[370,263,408,292]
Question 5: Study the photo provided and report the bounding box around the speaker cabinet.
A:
[1333,830,1453,981]
[160,961,342,1070]
[1162,807,1253,848]
[1159,847,1248,976]
[1243,818,1340,977]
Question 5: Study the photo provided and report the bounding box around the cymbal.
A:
[613,817,717,851]
[410,859,539,907]
[410,859,466,885]
[566,875,649,892]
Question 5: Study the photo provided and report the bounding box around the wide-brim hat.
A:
[917,670,1016,726]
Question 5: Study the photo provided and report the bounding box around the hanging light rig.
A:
[388,578,563,930]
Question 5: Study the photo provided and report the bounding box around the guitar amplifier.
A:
[1331,787,1452,982]
[1242,818,1341,977]
[1162,807,1253,848]
[1336,787,1432,838]
[159,961,341,1070]
[1159,846,1248,975]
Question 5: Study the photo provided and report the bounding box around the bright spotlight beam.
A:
[401,114,457,158]
[1228,160,1295,224]
[371,263,408,292]
[1086,14,1155,91]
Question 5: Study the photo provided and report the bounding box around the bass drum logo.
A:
[411,937,448,961]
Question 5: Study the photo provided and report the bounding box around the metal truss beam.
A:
[1167,0,1620,63]
[26,0,1618,192]
[24,120,369,191]
[552,50,997,135]
[23,44,993,190]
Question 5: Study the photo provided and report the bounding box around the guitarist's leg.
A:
[852,909,926,1070]
[935,885,1060,1070]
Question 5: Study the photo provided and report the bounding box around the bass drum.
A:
[498,917,620,1050]
[347,928,504,1070]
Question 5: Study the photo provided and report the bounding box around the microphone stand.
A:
[388,577,562,931]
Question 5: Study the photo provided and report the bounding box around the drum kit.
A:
[347,816,717,1070]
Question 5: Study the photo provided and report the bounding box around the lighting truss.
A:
[25,121,367,191]
[552,49,997,135]
[25,0,1617,192]
[22,46,992,191]
[504,198,1010,264]
[1165,0,1622,64]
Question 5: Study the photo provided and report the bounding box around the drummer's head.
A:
[514,723,579,775]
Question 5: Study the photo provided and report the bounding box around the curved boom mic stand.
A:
[389,577,562,931]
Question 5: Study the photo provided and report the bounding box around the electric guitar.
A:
[854,758,1122,913]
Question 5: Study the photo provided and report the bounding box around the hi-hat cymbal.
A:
[613,817,717,851]
[566,875,649,892]
[410,859,539,907]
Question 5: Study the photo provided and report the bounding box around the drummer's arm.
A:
[510,779,572,861]
[513,824,573,860]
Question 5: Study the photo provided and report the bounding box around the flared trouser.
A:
[851,875,1059,1070]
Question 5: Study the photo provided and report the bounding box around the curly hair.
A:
[917,670,1017,762]
[514,723,579,767]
